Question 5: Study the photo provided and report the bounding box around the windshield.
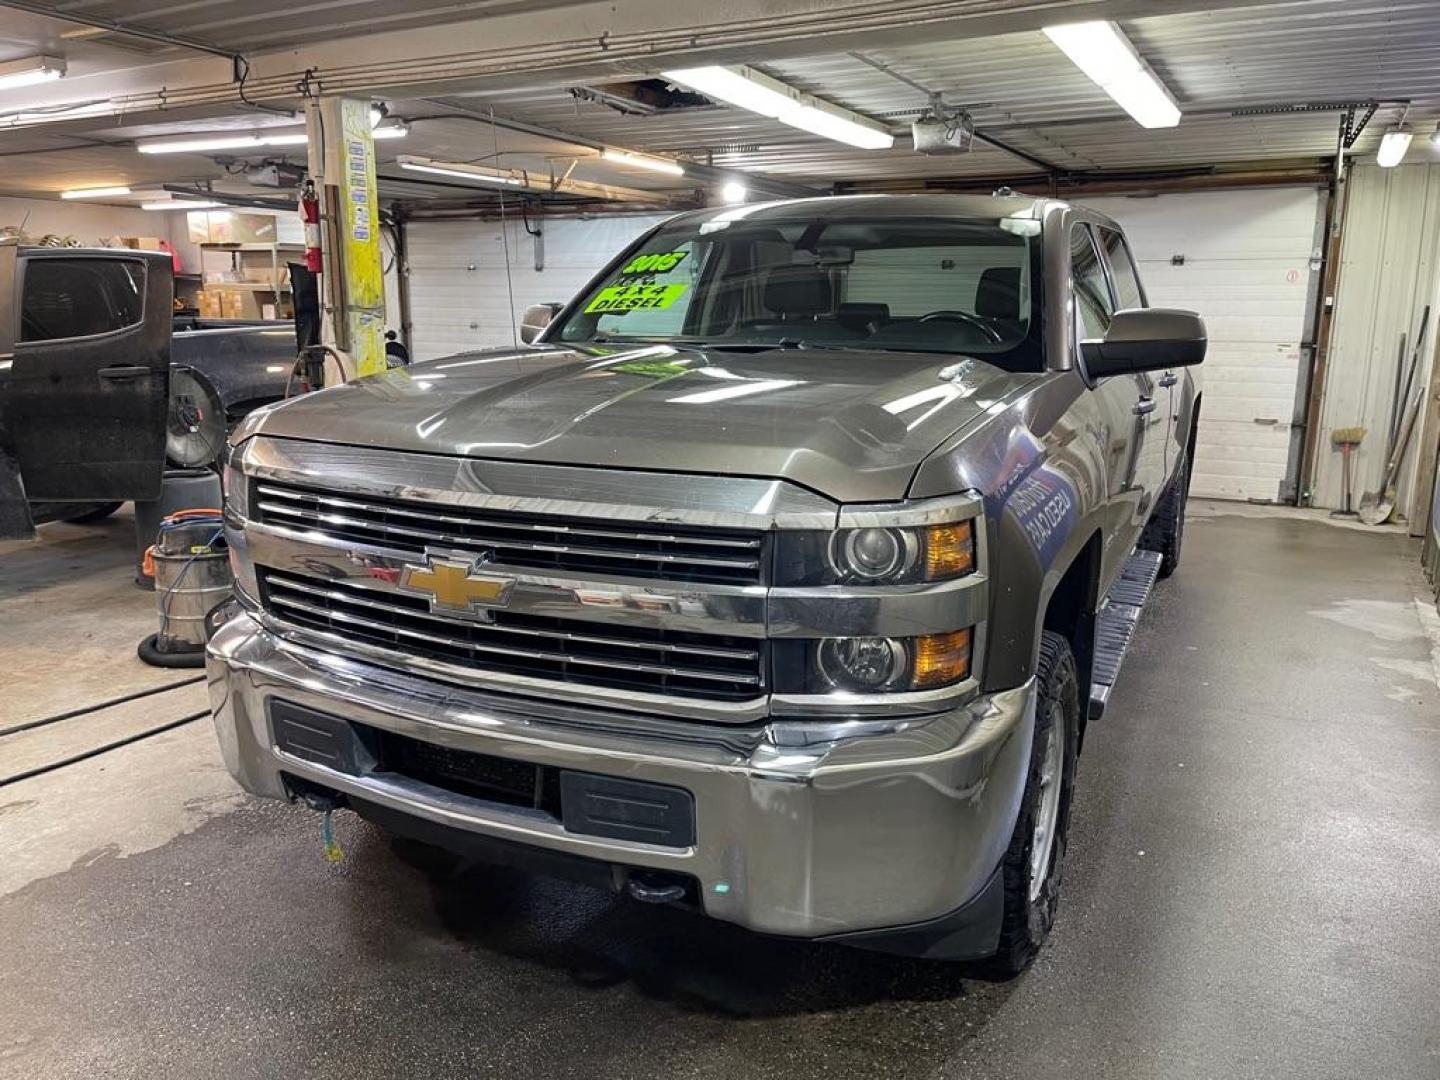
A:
[552,214,1044,369]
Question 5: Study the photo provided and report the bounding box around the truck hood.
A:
[244,343,1037,502]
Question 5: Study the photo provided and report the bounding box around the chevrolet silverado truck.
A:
[208,194,1203,971]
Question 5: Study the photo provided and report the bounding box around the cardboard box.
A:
[118,236,167,251]
[197,290,225,319]
[217,288,265,320]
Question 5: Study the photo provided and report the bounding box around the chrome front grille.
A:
[254,481,765,586]
[258,568,764,702]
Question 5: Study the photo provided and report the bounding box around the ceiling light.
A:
[61,186,131,200]
[397,156,522,186]
[137,134,264,154]
[0,55,66,91]
[142,200,225,211]
[720,180,748,204]
[664,66,796,117]
[782,101,893,150]
[372,120,409,140]
[600,149,685,176]
[1042,21,1181,129]
[1377,128,1413,167]
[663,65,894,150]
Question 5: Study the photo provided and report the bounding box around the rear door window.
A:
[1098,227,1145,310]
[20,257,146,342]
[1070,225,1115,340]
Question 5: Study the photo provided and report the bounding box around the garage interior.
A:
[2,2,1440,1078]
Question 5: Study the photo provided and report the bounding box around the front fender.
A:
[909,371,1113,690]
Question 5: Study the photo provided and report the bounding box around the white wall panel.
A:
[405,213,672,361]
[1082,188,1322,501]
[1316,163,1440,521]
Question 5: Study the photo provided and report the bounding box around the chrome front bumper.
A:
[207,611,1034,941]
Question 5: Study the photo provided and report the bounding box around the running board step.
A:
[1089,549,1163,720]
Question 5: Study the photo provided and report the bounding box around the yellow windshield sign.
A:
[585,283,688,314]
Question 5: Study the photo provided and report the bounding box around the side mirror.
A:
[1081,308,1206,378]
[519,302,562,344]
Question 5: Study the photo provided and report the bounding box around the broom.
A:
[1330,427,1366,517]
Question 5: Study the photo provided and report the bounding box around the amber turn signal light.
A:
[911,628,972,688]
[924,520,975,580]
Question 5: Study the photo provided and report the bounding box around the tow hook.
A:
[625,871,689,905]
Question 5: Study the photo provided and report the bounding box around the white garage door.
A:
[406,213,672,361]
[1082,188,1323,502]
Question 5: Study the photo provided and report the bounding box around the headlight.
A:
[774,629,972,693]
[777,518,975,586]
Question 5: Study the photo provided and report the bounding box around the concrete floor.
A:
[2,502,1438,1079]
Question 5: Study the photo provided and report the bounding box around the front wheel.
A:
[989,630,1080,975]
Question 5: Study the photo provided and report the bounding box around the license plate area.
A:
[268,699,695,848]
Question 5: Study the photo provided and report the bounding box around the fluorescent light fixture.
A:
[1042,21,1181,129]
[0,55,66,91]
[720,180,748,204]
[1377,128,1413,167]
[664,66,795,117]
[61,186,131,200]
[142,199,224,211]
[372,120,409,140]
[397,156,522,186]
[138,134,264,154]
[600,148,685,176]
[136,128,319,153]
[663,64,894,150]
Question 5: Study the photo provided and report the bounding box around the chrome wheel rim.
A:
[1028,704,1064,903]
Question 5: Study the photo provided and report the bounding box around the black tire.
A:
[1139,457,1189,579]
[136,633,206,668]
[63,501,123,524]
[989,630,1080,976]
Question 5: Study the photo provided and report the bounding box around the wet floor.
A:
[2,506,1438,1079]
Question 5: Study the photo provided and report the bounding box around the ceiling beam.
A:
[413,101,824,199]
[0,0,1299,135]
[0,0,237,60]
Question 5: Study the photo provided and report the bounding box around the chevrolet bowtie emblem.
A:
[398,553,514,615]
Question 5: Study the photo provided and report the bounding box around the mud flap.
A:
[1089,548,1163,719]
[0,449,35,541]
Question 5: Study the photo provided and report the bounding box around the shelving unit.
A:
[198,242,302,319]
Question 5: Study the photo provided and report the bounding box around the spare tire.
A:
[166,367,227,468]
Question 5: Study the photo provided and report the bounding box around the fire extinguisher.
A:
[301,178,322,274]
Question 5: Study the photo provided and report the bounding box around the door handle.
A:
[1133,397,1157,416]
[98,365,151,381]
[1158,372,1178,388]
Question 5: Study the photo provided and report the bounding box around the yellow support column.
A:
[308,97,385,379]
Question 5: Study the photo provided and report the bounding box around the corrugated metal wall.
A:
[404,213,672,360]
[1316,163,1440,519]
